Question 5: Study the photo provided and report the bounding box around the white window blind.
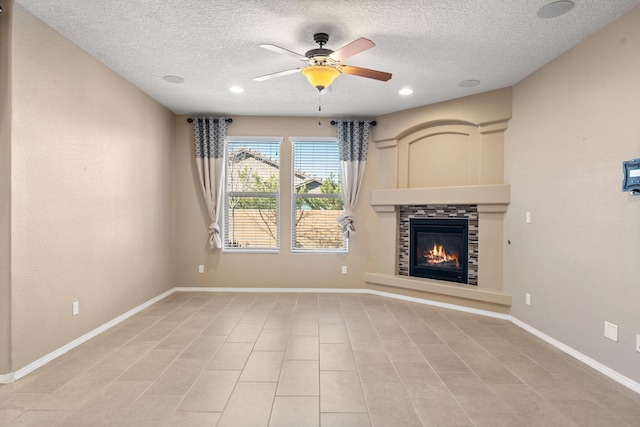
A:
[224,140,280,251]
[291,139,346,252]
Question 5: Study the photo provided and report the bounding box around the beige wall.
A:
[505,5,640,383]
[9,4,176,370]
[0,1,13,375]
[175,116,379,289]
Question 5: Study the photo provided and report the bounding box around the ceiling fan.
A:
[255,33,392,92]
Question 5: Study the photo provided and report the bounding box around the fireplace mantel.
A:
[370,184,510,210]
[367,184,512,312]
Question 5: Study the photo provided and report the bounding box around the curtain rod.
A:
[330,120,376,126]
[187,117,233,124]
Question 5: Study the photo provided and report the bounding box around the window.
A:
[224,138,281,251]
[291,138,346,252]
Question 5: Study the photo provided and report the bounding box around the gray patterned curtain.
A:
[335,120,370,238]
[193,117,227,249]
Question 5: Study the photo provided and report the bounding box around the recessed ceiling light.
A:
[399,88,413,95]
[537,1,574,19]
[458,79,481,88]
[229,86,244,93]
[163,75,184,84]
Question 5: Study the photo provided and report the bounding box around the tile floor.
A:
[1,291,639,426]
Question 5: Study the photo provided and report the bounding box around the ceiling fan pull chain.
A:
[318,92,322,126]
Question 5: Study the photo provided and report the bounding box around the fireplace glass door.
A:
[409,218,469,284]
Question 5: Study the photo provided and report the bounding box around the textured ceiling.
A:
[15,0,640,118]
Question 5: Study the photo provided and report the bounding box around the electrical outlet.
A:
[636,335,640,353]
[72,301,79,316]
[341,266,347,274]
[525,293,531,306]
[526,212,531,223]
[198,265,204,273]
[604,321,618,342]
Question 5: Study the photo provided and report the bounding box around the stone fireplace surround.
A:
[399,204,479,285]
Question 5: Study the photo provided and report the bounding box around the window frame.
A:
[290,137,348,254]
[223,136,283,253]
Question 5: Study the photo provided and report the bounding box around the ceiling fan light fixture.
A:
[302,66,340,92]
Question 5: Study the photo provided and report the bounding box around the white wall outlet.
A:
[636,335,640,353]
[525,293,531,306]
[341,266,347,274]
[72,301,79,316]
[198,264,204,273]
[604,321,618,342]
[525,212,531,223]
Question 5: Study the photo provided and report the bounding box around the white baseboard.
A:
[511,317,640,395]
[0,288,175,384]
[2,286,638,396]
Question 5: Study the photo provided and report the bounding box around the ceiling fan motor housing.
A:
[305,33,333,61]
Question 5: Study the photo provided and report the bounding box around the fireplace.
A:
[409,218,469,284]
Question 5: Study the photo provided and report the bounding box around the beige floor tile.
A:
[361,382,422,426]
[206,342,254,370]
[277,360,319,396]
[132,320,181,342]
[255,329,289,351]
[92,340,156,371]
[154,327,202,350]
[227,323,263,343]
[178,334,226,360]
[439,372,513,415]
[116,394,182,427]
[319,324,349,344]
[319,344,356,371]
[380,336,424,362]
[117,349,181,382]
[457,350,523,384]
[290,319,319,336]
[217,382,277,427]
[320,371,367,413]
[412,396,474,426]
[177,370,240,412]
[240,351,285,382]
[269,396,319,427]
[10,409,73,427]
[320,412,372,427]
[417,343,471,372]
[29,368,122,411]
[241,309,271,324]
[0,393,47,425]
[144,358,207,395]
[467,413,529,427]
[347,329,384,352]
[285,336,318,360]
[72,380,150,419]
[163,411,221,427]
[551,398,628,426]
[201,317,239,336]
[395,361,451,398]
[3,292,637,427]
[354,351,400,384]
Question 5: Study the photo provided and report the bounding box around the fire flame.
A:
[424,243,460,268]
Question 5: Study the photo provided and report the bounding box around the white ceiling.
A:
[15,0,640,118]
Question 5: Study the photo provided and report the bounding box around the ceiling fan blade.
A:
[259,44,308,60]
[339,65,392,82]
[254,68,302,82]
[330,38,375,62]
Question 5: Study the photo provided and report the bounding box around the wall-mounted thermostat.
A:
[622,159,640,195]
